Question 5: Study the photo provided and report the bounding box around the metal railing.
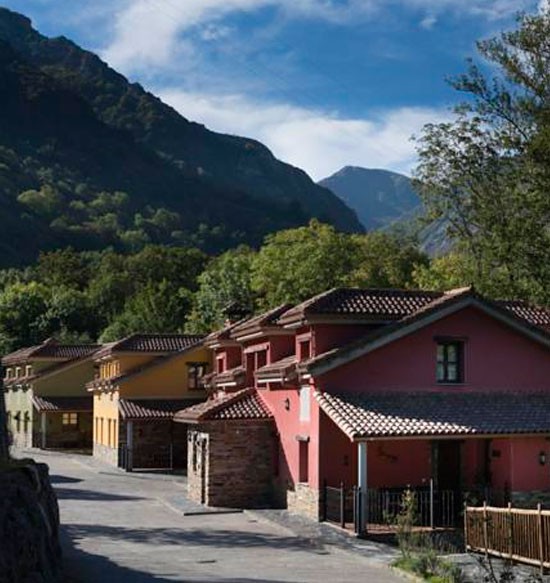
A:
[321,482,461,534]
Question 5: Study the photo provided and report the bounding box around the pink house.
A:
[176,287,550,530]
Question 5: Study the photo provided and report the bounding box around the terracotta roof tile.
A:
[31,395,93,412]
[175,388,272,423]
[230,304,293,338]
[118,398,204,420]
[278,288,444,326]
[2,339,100,365]
[95,334,204,357]
[316,391,550,440]
[497,300,550,330]
[256,355,298,382]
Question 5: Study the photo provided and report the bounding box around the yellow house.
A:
[87,333,210,470]
[2,338,100,449]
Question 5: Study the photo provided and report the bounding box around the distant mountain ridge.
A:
[0,8,362,266]
[319,166,421,230]
[319,166,450,255]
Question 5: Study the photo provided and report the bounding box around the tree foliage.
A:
[414,10,550,303]
[251,220,362,308]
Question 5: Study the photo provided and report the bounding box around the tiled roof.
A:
[256,355,298,382]
[278,288,444,325]
[95,334,204,357]
[2,339,100,365]
[316,391,550,440]
[498,300,550,330]
[174,388,272,423]
[306,288,550,375]
[205,317,249,346]
[230,304,293,338]
[118,398,204,420]
[212,366,247,387]
[31,395,93,413]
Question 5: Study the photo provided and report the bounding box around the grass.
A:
[393,555,462,582]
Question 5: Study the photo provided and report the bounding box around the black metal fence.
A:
[321,482,464,533]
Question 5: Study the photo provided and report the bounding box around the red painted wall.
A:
[317,307,550,393]
[313,323,381,356]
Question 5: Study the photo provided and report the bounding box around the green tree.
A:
[186,246,256,333]
[251,220,362,308]
[348,232,428,289]
[0,282,50,353]
[100,280,192,341]
[414,10,550,303]
[35,248,91,290]
[17,184,62,218]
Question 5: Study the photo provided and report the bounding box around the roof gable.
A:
[307,289,550,376]
[95,334,204,358]
[278,287,444,326]
[2,338,100,365]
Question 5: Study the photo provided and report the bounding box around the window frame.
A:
[62,412,79,430]
[436,339,464,384]
[187,361,209,390]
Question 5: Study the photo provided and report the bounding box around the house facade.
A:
[178,287,550,526]
[2,338,100,449]
[87,334,210,470]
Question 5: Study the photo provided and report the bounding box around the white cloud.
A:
[102,0,537,71]
[158,88,450,180]
[419,14,437,29]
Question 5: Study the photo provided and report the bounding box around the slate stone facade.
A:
[187,419,275,508]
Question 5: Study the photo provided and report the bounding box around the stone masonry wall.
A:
[286,482,321,520]
[0,462,62,583]
[188,420,275,508]
[93,441,118,466]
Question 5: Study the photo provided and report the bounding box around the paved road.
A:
[24,451,403,583]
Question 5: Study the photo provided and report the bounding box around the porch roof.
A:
[315,391,550,441]
[32,395,93,413]
[118,398,203,421]
[174,388,272,423]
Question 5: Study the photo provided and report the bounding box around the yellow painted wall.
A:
[99,354,156,379]
[34,359,96,397]
[119,346,212,399]
[93,391,119,447]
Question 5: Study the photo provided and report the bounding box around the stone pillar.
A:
[41,412,47,449]
[126,420,133,471]
[0,384,8,460]
[358,441,368,536]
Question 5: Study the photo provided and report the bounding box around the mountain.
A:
[0,8,362,266]
[319,166,451,255]
[318,166,421,230]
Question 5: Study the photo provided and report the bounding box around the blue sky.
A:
[4,0,543,179]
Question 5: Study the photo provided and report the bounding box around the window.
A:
[299,340,311,361]
[5,368,11,379]
[299,441,309,483]
[188,362,209,390]
[255,350,267,370]
[62,413,79,429]
[216,356,225,374]
[25,365,32,377]
[299,387,310,422]
[436,341,463,383]
[15,367,21,378]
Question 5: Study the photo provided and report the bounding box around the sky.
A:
[3,0,543,180]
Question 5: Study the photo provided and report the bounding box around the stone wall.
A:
[188,420,275,508]
[0,386,9,460]
[511,490,550,507]
[286,482,320,520]
[0,461,62,583]
[93,441,119,466]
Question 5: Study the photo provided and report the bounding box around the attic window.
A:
[188,362,209,390]
[436,341,464,384]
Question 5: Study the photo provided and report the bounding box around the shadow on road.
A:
[64,522,325,553]
[61,526,302,583]
[50,474,83,484]
[55,487,146,502]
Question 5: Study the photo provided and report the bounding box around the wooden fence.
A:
[465,503,550,573]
